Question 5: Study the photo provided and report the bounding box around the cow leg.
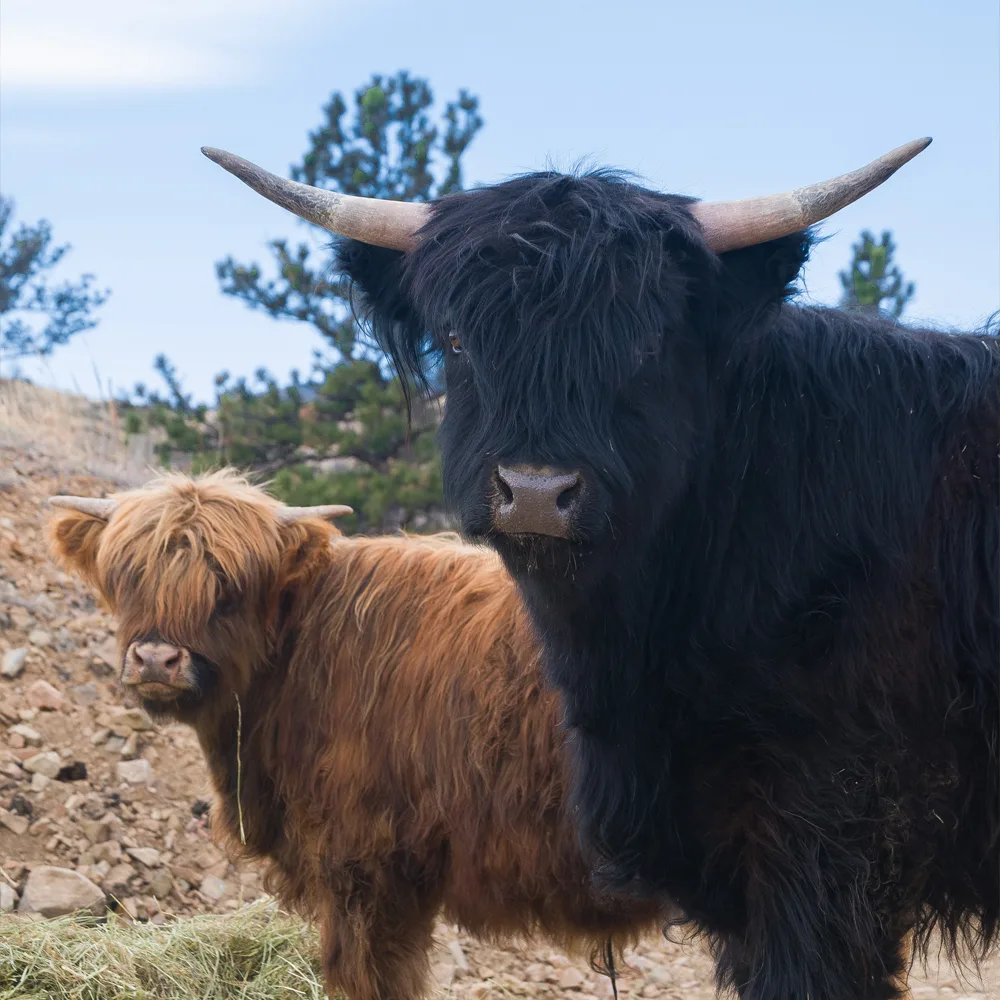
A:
[318,871,438,1000]
[717,836,911,1000]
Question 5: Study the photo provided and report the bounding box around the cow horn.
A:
[48,496,119,519]
[201,147,429,252]
[690,137,932,254]
[278,505,354,524]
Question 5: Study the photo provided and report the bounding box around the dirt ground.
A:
[1,440,996,999]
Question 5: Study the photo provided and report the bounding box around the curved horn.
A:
[691,137,932,254]
[202,147,429,252]
[278,505,354,524]
[48,496,119,520]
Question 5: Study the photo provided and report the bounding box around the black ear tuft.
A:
[333,238,431,398]
[334,240,413,324]
[716,230,814,312]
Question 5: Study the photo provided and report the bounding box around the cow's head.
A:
[202,139,929,588]
[47,472,351,723]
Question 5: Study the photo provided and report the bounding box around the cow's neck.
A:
[193,655,292,862]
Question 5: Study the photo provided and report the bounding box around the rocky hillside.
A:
[0,383,994,999]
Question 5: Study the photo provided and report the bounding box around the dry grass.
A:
[0,379,155,485]
[0,900,330,1000]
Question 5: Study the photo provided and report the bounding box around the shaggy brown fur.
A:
[48,470,667,1000]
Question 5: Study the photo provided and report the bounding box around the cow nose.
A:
[133,643,182,671]
[124,642,184,685]
[492,464,583,538]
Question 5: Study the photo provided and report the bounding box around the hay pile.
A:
[0,899,326,1000]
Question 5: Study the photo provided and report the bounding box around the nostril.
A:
[495,471,514,505]
[556,476,582,511]
[133,644,183,673]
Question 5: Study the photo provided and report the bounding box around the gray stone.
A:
[0,883,16,912]
[106,708,154,733]
[27,680,65,711]
[90,841,122,865]
[557,967,586,991]
[199,875,228,902]
[22,751,61,778]
[126,847,161,867]
[0,808,29,835]
[80,817,113,844]
[80,794,106,820]
[120,732,139,759]
[0,469,21,493]
[17,865,105,917]
[1,647,27,679]
[9,723,41,746]
[104,863,136,896]
[116,759,152,785]
[27,630,52,648]
[71,683,100,706]
[148,869,173,899]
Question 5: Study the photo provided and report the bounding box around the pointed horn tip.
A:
[279,504,354,523]
[201,146,238,168]
[897,136,933,160]
[314,505,354,518]
[47,496,118,518]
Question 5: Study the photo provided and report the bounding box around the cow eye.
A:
[215,595,238,617]
[448,333,464,354]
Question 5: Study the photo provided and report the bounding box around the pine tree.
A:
[838,229,914,319]
[129,72,483,533]
[0,197,109,366]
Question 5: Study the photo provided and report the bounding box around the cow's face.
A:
[340,172,809,587]
[47,472,341,723]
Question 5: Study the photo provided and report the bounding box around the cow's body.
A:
[48,473,666,1000]
[332,171,1000,999]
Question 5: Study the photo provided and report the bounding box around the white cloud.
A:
[0,0,326,90]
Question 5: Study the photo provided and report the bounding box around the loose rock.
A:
[27,679,65,711]
[0,883,16,912]
[0,807,29,835]
[17,865,105,917]
[148,869,173,899]
[71,683,100,706]
[1,647,27,679]
[117,759,152,785]
[199,875,228,902]
[81,817,113,844]
[558,966,586,991]
[127,847,162,867]
[22,750,62,778]
[101,707,154,734]
[9,723,42,746]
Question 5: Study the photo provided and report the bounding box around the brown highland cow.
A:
[47,470,669,1000]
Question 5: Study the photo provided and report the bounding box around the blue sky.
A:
[2,0,997,402]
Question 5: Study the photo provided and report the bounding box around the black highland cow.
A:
[204,139,999,1000]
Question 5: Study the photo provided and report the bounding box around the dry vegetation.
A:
[0,379,995,999]
[0,379,155,487]
[0,899,326,1000]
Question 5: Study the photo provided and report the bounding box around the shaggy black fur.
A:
[335,170,1000,1000]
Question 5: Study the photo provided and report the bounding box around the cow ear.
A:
[334,238,429,393]
[46,507,109,585]
[714,230,814,316]
[276,518,339,596]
